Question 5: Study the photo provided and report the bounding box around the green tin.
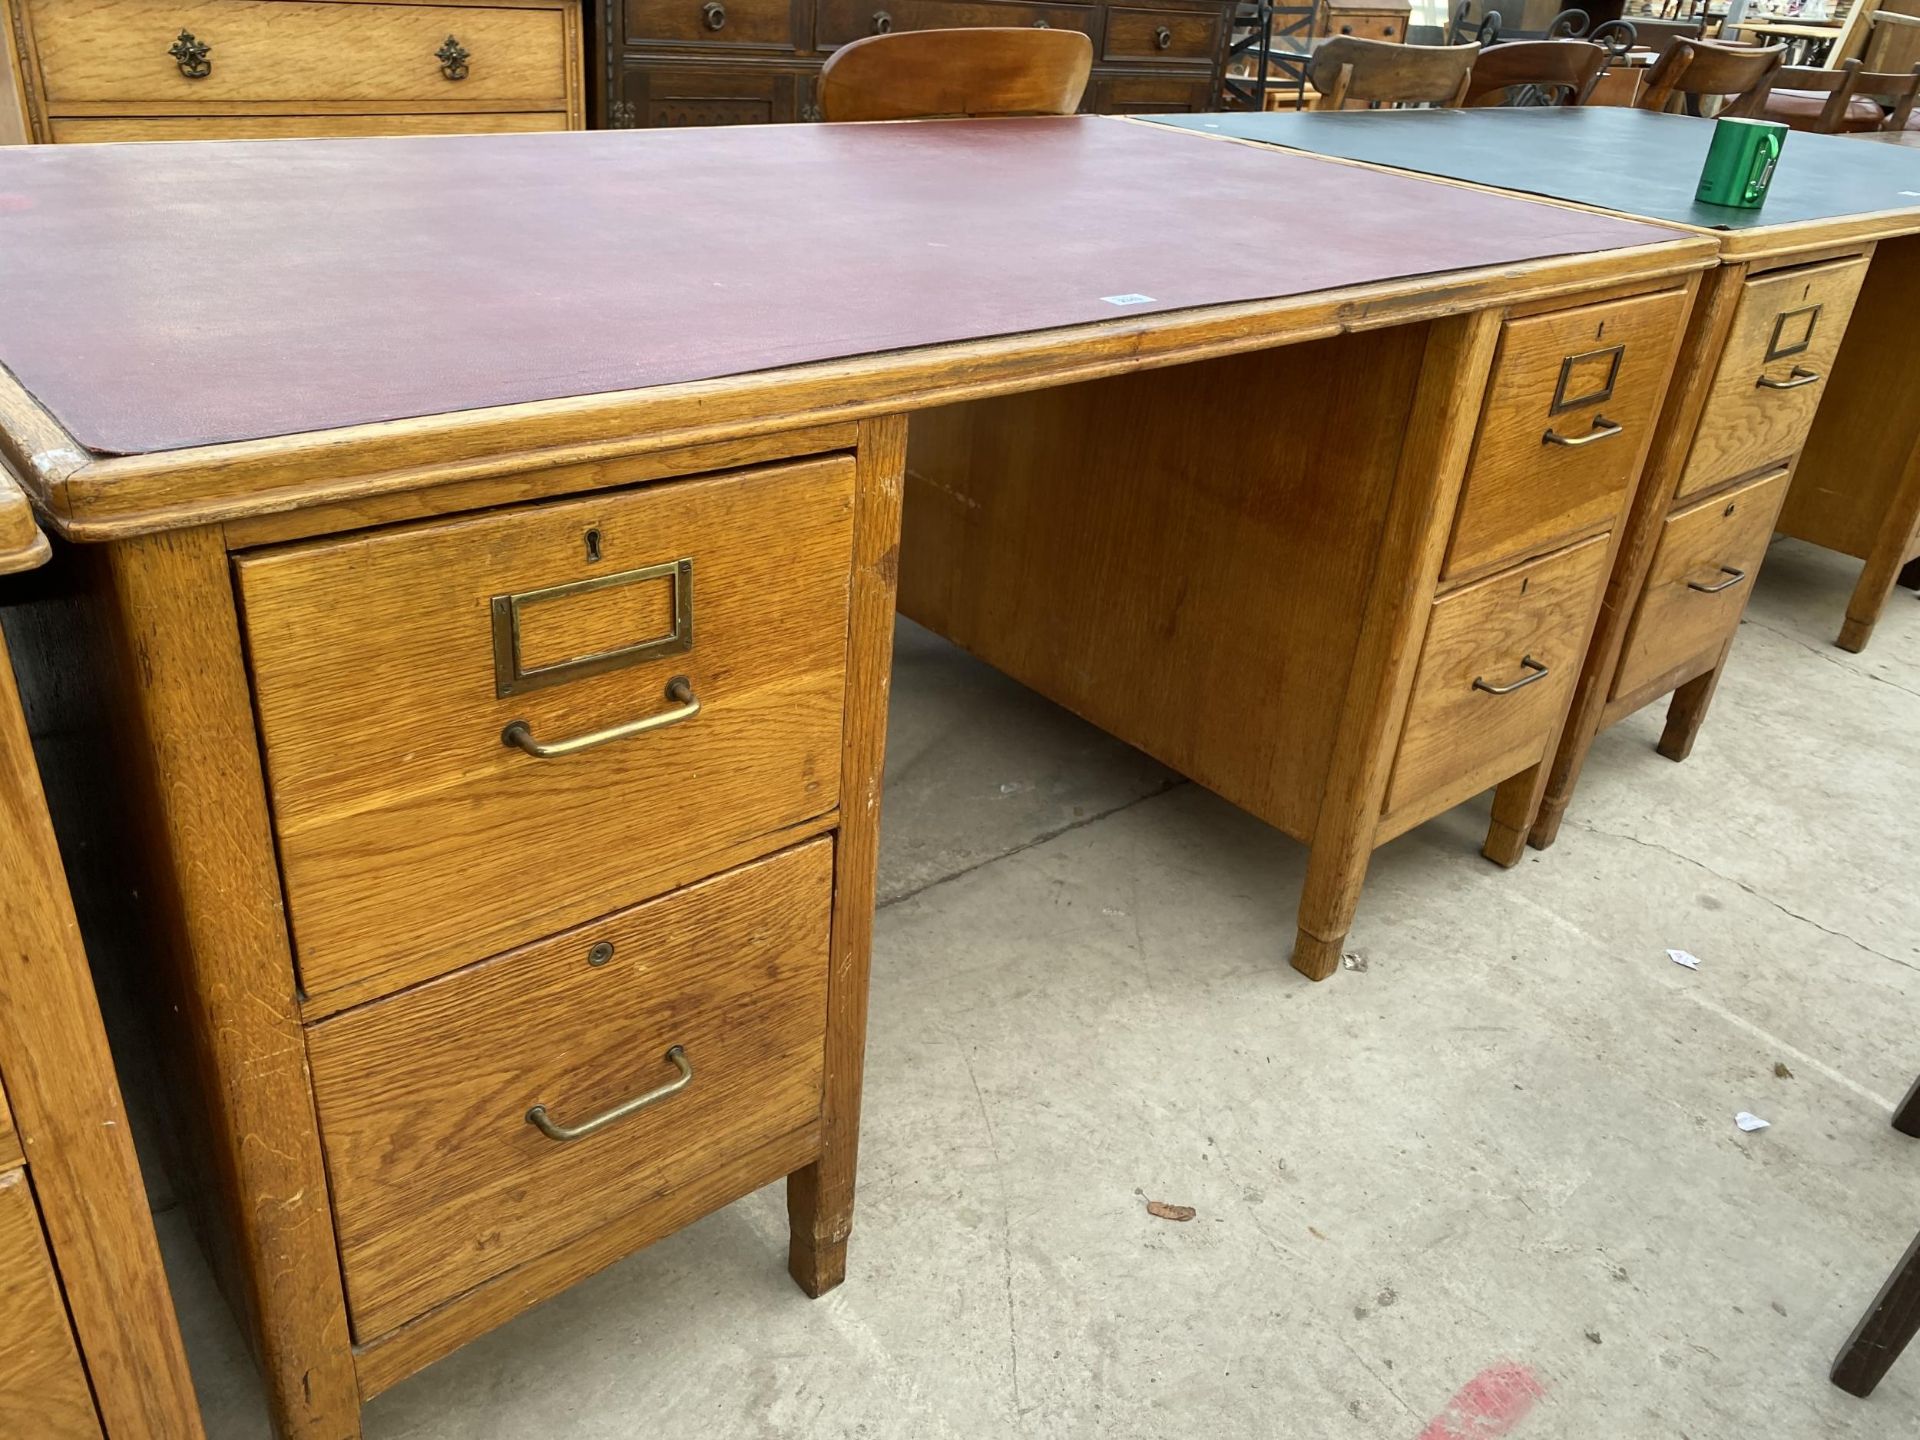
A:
[1696,116,1788,210]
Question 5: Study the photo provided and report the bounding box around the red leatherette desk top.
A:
[0,116,1685,456]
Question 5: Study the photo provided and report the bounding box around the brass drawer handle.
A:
[873,9,893,31]
[1756,365,1821,391]
[702,1,727,29]
[1154,23,1173,47]
[502,675,699,758]
[1473,655,1550,696]
[1543,415,1622,448]
[527,1046,692,1142]
[169,29,211,78]
[1687,565,1748,595]
[436,35,470,80]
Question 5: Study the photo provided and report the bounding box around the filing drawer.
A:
[1613,466,1790,701]
[1676,255,1868,501]
[1102,6,1220,61]
[1084,70,1214,110]
[1388,534,1609,815]
[31,0,572,105]
[236,455,855,1009]
[307,839,832,1340]
[1448,287,1687,581]
[814,0,1096,49]
[1324,9,1402,38]
[0,1169,101,1438]
[626,0,796,47]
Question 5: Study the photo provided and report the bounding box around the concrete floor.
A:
[161,537,1920,1438]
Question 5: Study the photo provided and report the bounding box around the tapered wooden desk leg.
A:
[1895,1074,1920,1139]
[788,416,904,1298]
[1839,441,1920,653]
[1484,762,1549,868]
[1656,646,1731,762]
[1832,1229,1920,1399]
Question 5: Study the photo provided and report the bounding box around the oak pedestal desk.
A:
[0,477,203,1437]
[0,120,1707,1438]
[1149,106,1920,846]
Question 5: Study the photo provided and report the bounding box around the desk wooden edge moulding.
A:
[0,467,205,1438]
[0,163,1716,1437]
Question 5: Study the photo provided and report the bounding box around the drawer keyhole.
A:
[585,527,603,563]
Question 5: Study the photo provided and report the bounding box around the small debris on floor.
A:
[1735,1112,1771,1133]
[1145,1200,1196,1222]
[1585,1330,1603,1345]
[1341,950,1368,972]
[1774,1062,1794,1079]
[1667,948,1702,970]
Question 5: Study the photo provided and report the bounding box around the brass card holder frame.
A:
[491,558,693,699]
[1550,343,1624,416]
[1766,304,1822,363]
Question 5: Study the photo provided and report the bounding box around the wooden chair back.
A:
[1637,37,1785,117]
[1465,38,1608,105]
[1764,58,1871,132]
[818,27,1094,122]
[1860,61,1920,130]
[1310,36,1480,108]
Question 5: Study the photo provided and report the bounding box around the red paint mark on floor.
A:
[1415,1363,1546,1440]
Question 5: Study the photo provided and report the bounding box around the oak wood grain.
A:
[0,472,50,576]
[0,1168,100,1439]
[235,456,855,1009]
[50,111,566,139]
[307,838,833,1340]
[0,1082,15,1172]
[787,414,905,1297]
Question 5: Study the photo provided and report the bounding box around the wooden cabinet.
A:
[594,0,1234,125]
[1315,0,1410,42]
[0,0,585,142]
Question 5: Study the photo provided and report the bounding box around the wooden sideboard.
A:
[0,0,584,144]
[0,478,203,1438]
[592,0,1236,125]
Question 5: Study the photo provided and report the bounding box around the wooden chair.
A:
[1830,1074,1920,1398]
[1309,36,1481,109]
[817,27,1094,122]
[1465,38,1609,105]
[1758,59,1920,133]
[1636,37,1786,117]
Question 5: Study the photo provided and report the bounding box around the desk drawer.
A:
[0,1170,101,1438]
[1448,287,1687,580]
[625,0,796,48]
[1388,534,1609,815]
[32,0,570,107]
[49,111,565,141]
[307,840,832,1340]
[236,455,855,1009]
[1103,6,1221,61]
[1613,466,1789,700]
[814,0,1095,49]
[1676,255,1868,501]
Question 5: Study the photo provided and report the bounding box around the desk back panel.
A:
[0,116,1681,457]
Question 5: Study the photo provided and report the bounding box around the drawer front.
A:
[1084,70,1215,112]
[815,0,1096,50]
[1388,534,1610,816]
[1676,256,1869,501]
[625,0,796,48]
[307,840,833,1339]
[613,59,805,124]
[33,0,570,107]
[1449,287,1688,581]
[1613,466,1790,700]
[0,1170,102,1439]
[1103,7,1222,62]
[236,456,855,1008]
[50,111,566,141]
[1326,12,1403,38]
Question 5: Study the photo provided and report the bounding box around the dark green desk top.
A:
[1144,108,1920,233]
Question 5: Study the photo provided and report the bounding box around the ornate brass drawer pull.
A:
[436,35,470,80]
[502,675,699,758]
[1473,655,1549,696]
[527,1046,692,1142]
[1542,415,1622,448]
[702,1,727,29]
[1687,565,1748,595]
[1756,365,1821,391]
[1154,24,1173,47]
[873,9,893,31]
[169,30,211,79]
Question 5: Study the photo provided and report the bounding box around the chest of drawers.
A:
[593,0,1235,125]
[0,0,584,143]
